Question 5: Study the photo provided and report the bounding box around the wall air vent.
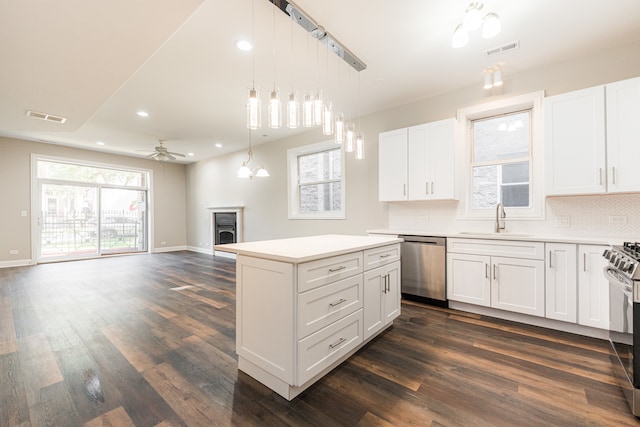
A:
[486,40,520,57]
[26,110,67,124]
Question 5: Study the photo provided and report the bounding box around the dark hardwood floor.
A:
[0,251,637,426]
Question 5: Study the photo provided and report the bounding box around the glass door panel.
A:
[100,188,147,254]
[40,184,99,260]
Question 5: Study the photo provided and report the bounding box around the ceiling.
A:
[2,0,640,163]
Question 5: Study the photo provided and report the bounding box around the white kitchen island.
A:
[215,234,402,400]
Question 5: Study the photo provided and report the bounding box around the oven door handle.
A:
[604,266,634,298]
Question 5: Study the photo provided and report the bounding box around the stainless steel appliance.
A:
[603,243,640,417]
[399,235,446,305]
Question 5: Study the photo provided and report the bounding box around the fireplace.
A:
[214,212,237,245]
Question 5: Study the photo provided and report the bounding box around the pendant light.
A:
[246,0,260,129]
[267,1,281,129]
[286,12,299,128]
[312,28,324,126]
[321,47,334,135]
[237,129,269,179]
[334,112,345,144]
[354,72,365,160]
[302,93,314,127]
[344,67,355,152]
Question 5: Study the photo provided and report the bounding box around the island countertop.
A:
[214,234,403,263]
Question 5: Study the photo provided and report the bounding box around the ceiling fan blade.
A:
[166,154,176,160]
[167,151,186,157]
[146,153,156,158]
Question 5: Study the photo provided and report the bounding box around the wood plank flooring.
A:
[0,251,637,426]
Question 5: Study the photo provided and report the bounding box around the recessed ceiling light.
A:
[235,40,253,51]
[96,141,105,145]
[136,111,149,117]
[215,143,223,148]
[187,152,194,157]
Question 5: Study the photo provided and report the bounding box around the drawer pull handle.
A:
[329,337,347,349]
[379,254,391,258]
[329,298,347,308]
[328,266,346,273]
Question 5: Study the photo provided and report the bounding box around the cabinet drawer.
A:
[447,238,544,260]
[298,274,363,339]
[298,252,364,292]
[363,244,401,271]
[297,309,363,386]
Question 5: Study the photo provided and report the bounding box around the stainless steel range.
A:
[603,243,640,417]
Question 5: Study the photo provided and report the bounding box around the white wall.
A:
[186,41,640,249]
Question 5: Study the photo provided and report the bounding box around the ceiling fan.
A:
[143,140,185,162]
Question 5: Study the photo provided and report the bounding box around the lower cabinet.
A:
[578,244,609,329]
[363,261,401,340]
[545,243,578,323]
[447,239,545,317]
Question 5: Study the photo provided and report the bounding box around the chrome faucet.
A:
[495,203,506,233]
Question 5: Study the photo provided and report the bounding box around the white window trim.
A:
[287,140,346,220]
[457,91,545,220]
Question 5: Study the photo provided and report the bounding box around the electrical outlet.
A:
[556,216,571,227]
[9,250,19,255]
[21,210,27,217]
[609,215,627,224]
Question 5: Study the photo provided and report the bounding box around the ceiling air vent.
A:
[26,110,67,124]
[486,40,520,57]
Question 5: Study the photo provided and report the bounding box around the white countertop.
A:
[214,234,403,263]
[367,228,620,246]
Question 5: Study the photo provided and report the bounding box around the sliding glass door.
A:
[36,158,149,261]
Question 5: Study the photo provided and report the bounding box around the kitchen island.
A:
[215,234,402,400]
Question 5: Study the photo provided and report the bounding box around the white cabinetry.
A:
[236,242,401,400]
[379,118,456,202]
[378,128,408,201]
[578,244,609,329]
[545,76,640,196]
[363,261,401,340]
[545,243,577,323]
[447,239,545,317]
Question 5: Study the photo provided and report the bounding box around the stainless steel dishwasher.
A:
[399,235,446,305]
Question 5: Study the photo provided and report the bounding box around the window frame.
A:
[287,140,346,220]
[457,91,545,220]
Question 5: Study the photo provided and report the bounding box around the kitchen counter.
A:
[367,228,620,246]
[214,234,403,263]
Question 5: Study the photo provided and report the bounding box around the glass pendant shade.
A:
[334,113,345,144]
[482,13,501,39]
[355,132,365,160]
[246,87,261,129]
[302,93,314,127]
[463,4,482,31]
[493,69,503,86]
[255,166,269,177]
[237,162,252,178]
[451,25,468,48]
[313,91,323,126]
[268,89,282,129]
[322,102,334,135]
[287,92,299,129]
[345,122,355,152]
[484,73,493,89]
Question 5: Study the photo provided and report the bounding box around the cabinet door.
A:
[491,257,545,317]
[379,128,408,201]
[606,76,640,193]
[363,266,385,340]
[578,245,609,329]
[383,261,401,324]
[407,124,430,200]
[447,253,491,307]
[545,243,577,323]
[544,86,606,195]
[428,118,456,200]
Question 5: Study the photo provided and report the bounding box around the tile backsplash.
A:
[387,193,640,240]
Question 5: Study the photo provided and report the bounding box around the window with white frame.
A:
[287,141,345,219]
[459,92,544,219]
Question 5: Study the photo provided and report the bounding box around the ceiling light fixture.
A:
[246,0,261,130]
[483,66,504,89]
[452,2,501,48]
[286,10,299,129]
[237,129,268,179]
[136,111,149,117]
[267,1,281,129]
[235,40,253,51]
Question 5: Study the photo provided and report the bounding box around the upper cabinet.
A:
[545,76,640,196]
[379,118,456,202]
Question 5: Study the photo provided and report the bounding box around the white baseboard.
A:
[186,245,214,255]
[214,250,236,260]
[152,245,188,253]
[0,259,34,269]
